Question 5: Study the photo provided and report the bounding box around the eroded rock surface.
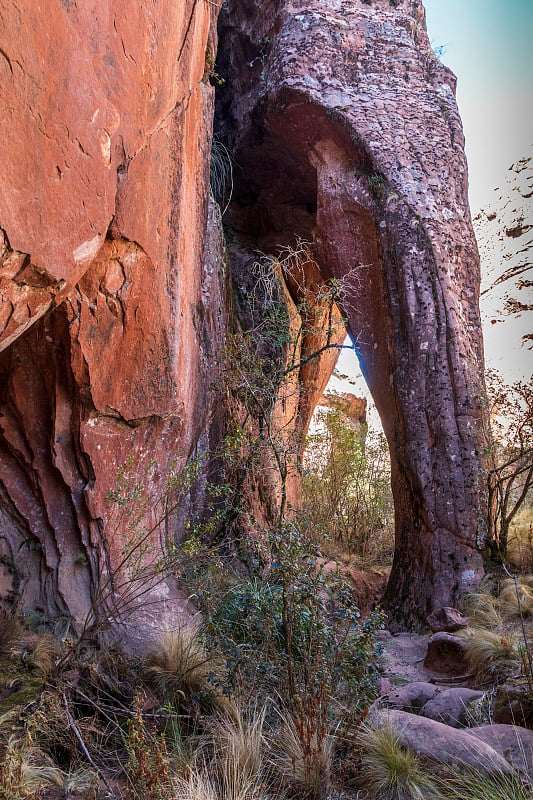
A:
[1,0,490,633]
[0,1,226,628]
[216,0,487,626]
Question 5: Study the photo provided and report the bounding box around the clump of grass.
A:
[462,628,522,683]
[499,578,533,621]
[0,610,21,661]
[14,633,59,679]
[173,764,271,800]
[437,768,533,800]
[269,711,333,800]
[463,591,503,630]
[215,704,267,794]
[174,768,218,800]
[143,627,220,703]
[0,738,97,798]
[356,717,440,800]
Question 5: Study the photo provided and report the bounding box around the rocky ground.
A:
[372,606,533,784]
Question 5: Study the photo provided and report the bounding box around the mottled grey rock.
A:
[427,607,468,633]
[420,687,484,728]
[383,681,442,712]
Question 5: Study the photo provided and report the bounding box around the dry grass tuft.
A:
[269,712,332,800]
[436,768,533,799]
[143,627,220,702]
[499,579,533,621]
[0,738,97,798]
[463,591,503,630]
[463,627,522,683]
[174,768,218,800]
[0,610,21,661]
[14,633,59,679]
[356,717,440,800]
[173,764,272,800]
[214,703,267,794]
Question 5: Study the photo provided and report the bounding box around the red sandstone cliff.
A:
[0,0,489,632]
[0,0,226,633]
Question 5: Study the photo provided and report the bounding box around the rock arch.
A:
[215,0,488,627]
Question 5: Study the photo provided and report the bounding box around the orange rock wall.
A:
[0,0,225,629]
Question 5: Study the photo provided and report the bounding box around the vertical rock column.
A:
[216,0,488,626]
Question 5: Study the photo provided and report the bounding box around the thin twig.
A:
[63,691,113,793]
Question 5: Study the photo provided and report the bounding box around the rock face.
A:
[0,1,226,626]
[216,0,487,626]
[0,1,489,631]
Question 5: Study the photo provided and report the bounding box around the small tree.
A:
[222,241,356,540]
[302,405,394,566]
[486,370,533,560]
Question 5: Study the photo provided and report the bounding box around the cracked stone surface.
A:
[0,0,226,626]
[0,0,490,632]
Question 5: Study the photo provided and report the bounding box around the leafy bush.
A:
[189,524,384,799]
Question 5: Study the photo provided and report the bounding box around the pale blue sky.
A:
[424,0,532,211]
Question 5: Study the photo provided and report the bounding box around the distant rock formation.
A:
[316,393,368,428]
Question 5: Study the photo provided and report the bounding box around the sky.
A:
[330,0,532,422]
[424,0,532,213]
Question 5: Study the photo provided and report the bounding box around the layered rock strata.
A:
[0,0,225,630]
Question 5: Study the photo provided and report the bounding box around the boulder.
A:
[379,633,433,684]
[381,681,442,713]
[427,607,468,633]
[468,724,533,776]
[420,687,484,728]
[494,684,533,729]
[377,710,513,777]
[423,632,470,676]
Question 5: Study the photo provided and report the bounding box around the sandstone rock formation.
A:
[216,0,487,626]
[0,0,226,628]
[0,0,489,631]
